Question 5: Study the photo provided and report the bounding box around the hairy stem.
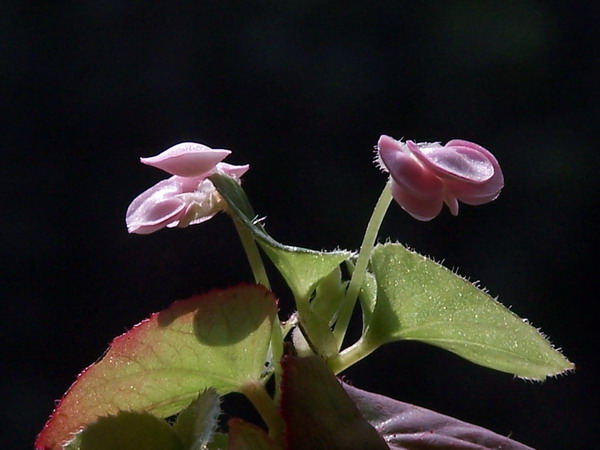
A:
[233,218,271,290]
[333,182,392,349]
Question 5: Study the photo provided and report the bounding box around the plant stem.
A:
[232,218,287,402]
[332,181,393,349]
[327,336,378,374]
[241,381,285,444]
[271,319,284,404]
[281,313,298,338]
[233,218,271,290]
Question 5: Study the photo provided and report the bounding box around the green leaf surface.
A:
[227,419,279,450]
[358,270,377,331]
[296,307,338,357]
[280,355,388,450]
[173,389,221,450]
[37,285,277,450]
[296,267,348,356]
[64,412,183,450]
[366,243,573,380]
[345,261,377,332]
[207,433,229,449]
[259,245,351,302]
[211,173,352,300]
[311,266,346,326]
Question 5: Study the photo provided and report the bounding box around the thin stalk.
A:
[327,336,378,374]
[271,319,284,404]
[232,218,271,289]
[333,182,393,349]
[281,313,298,338]
[241,381,285,444]
[231,217,287,402]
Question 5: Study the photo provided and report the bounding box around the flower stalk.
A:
[241,381,285,444]
[332,181,393,349]
[232,217,271,289]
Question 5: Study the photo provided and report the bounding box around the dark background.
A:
[3,1,598,448]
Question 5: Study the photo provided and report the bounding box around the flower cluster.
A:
[126,142,248,234]
[377,135,504,221]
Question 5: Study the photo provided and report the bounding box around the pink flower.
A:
[126,143,249,234]
[377,135,504,221]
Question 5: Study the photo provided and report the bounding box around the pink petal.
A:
[445,139,504,203]
[378,136,504,219]
[215,162,250,178]
[410,139,504,206]
[408,141,494,183]
[378,136,443,199]
[126,178,187,234]
[377,135,405,160]
[170,163,249,193]
[172,174,211,192]
[443,191,460,216]
[390,181,444,221]
[444,177,502,205]
[140,142,231,177]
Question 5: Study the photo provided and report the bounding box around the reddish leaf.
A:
[228,418,279,450]
[37,284,277,449]
[280,355,388,450]
[343,382,534,449]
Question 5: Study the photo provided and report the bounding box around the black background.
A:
[3,2,598,448]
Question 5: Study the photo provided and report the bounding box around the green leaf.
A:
[311,266,346,326]
[259,245,351,302]
[297,267,352,357]
[358,270,377,332]
[207,433,229,449]
[345,261,377,332]
[227,419,279,450]
[211,173,352,301]
[173,389,221,450]
[37,285,277,450]
[64,412,183,450]
[366,243,573,380]
[296,307,338,357]
[280,355,388,450]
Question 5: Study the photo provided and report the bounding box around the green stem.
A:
[281,313,298,338]
[327,336,378,374]
[333,181,393,349]
[271,319,284,404]
[232,217,286,401]
[241,381,285,444]
[233,218,271,290]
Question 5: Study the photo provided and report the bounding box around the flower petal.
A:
[215,162,250,179]
[126,178,187,234]
[377,135,504,220]
[169,180,224,228]
[445,139,504,203]
[408,141,494,183]
[443,191,460,216]
[378,136,443,199]
[140,142,231,177]
[390,181,444,221]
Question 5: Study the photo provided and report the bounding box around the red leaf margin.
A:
[36,283,277,450]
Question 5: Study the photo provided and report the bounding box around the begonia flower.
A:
[377,135,504,221]
[126,143,248,234]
